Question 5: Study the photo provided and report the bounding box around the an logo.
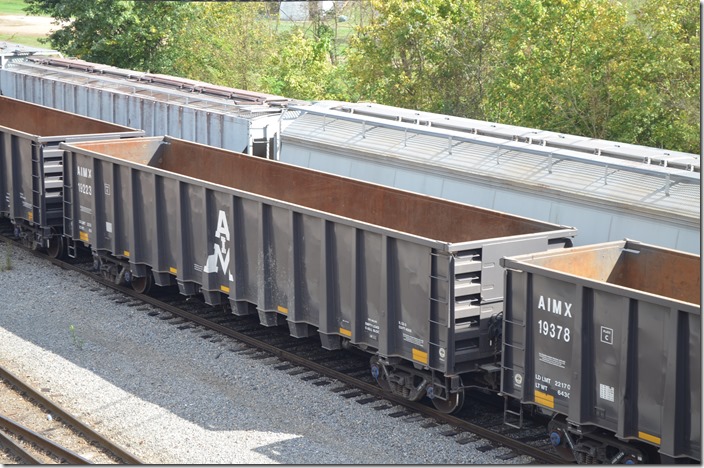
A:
[204,210,233,281]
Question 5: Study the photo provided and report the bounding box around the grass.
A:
[69,324,85,350]
[0,0,34,16]
[0,32,45,48]
[0,0,51,48]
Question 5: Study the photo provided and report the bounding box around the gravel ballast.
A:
[0,241,533,464]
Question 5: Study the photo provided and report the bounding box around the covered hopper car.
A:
[500,240,700,463]
[277,102,700,254]
[59,135,577,413]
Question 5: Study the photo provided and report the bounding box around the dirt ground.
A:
[0,13,55,38]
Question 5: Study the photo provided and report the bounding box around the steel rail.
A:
[52,265,565,463]
[0,414,92,464]
[0,364,143,464]
[0,426,43,464]
[128,288,566,464]
[1,232,565,464]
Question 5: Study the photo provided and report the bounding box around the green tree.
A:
[611,0,699,152]
[170,2,277,91]
[485,0,699,153]
[486,0,634,139]
[346,0,500,118]
[261,25,353,101]
[24,0,190,72]
[433,1,503,118]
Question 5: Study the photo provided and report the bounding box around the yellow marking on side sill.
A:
[638,432,661,445]
[534,390,555,408]
[412,348,428,365]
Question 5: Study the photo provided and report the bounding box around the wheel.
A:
[431,388,465,414]
[47,236,65,259]
[131,272,154,294]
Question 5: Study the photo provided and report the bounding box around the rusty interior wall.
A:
[608,245,700,305]
[534,243,700,305]
[156,139,561,244]
[0,96,133,137]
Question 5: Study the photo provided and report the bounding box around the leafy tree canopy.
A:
[170,2,276,91]
[24,0,190,72]
[24,0,699,153]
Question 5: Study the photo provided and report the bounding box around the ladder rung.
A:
[429,274,449,281]
[504,397,524,429]
[428,319,449,327]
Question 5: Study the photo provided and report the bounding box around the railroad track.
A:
[0,365,143,464]
[0,225,566,464]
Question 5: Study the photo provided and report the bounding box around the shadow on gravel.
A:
[0,242,401,463]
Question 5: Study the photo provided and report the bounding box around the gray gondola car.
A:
[0,96,143,256]
[500,240,700,463]
[60,135,576,413]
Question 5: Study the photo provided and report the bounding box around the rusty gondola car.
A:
[59,135,577,413]
[0,96,143,256]
[501,240,700,463]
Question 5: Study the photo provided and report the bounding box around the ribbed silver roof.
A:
[5,57,290,120]
[326,101,700,172]
[281,106,700,225]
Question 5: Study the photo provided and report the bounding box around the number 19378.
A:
[537,320,571,342]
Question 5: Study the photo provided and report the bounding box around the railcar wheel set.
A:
[0,65,700,464]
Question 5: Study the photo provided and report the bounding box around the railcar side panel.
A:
[501,240,701,461]
[0,96,142,251]
[62,136,576,378]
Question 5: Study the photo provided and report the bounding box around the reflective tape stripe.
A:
[534,390,555,408]
[412,348,428,365]
[339,327,352,337]
[277,306,288,314]
[220,285,230,293]
[638,432,661,445]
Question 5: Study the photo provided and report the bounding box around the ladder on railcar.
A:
[501,314,526,429]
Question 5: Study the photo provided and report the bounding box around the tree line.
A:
[25,0,699,153]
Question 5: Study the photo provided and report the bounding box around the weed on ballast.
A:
[1,243,11,271]
[69,324,85,350]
